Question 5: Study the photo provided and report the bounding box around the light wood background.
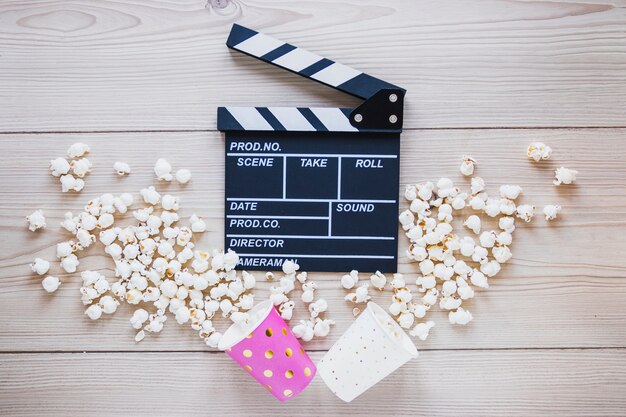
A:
[1,1,625,416]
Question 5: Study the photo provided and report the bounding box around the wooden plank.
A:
[0,129,624,351]
[1,0,626,131]
[0,350,625,416]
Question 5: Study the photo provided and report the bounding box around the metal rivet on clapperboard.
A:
[389,115,398,123]
[389,94,398,103]
[354,114,363,123]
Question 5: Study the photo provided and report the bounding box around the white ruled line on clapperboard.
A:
[218,24,405,272]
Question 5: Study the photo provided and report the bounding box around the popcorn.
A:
[135,330,146,342]
[189,214,207,233]
[479,231,497,248]
[484,198,501,217]
[469,195,486,210]
[282,260,299,275]
[175,169,191,184]
[205,331,222,348]
[441,280,457,297]
[26,210,47,232]
[370,271,387,290]
[422,288,439,306]
[398,312,415,329]
[398,209,415,230]
[417,181,434,201]
[459,156,476,176]
[175,306,191,324]
[463,215,481,234]
[470,177,485,194]
[436,178,456,198]
[554,167,578,186]
[154,158,173,181]
[60,174,85,192]
[67,142,90,158]
[42,276,61,293]
[515,204,535,223]
[496,231,512,246]
[113,161,131,176]
[543,204,562,221]
[499,185,522,200]
[97,213,114,229]
[301,282,316,303]
[499,216,515,233]
[409,321,435,340]
[279,301,295,320]
[451,194,467,210]
[313,318,335,337]
[70,158,92,178]
[470,270,489,288]
[404,185,417,201]
[292,320,314,342]
[161,195,180,211]
[390,273,406,290]
[341,270,359,289]
[471,246,488,264]
[449,307,473,325]
[416,275,436,290]
[527,142,552,162]
[85,304,103,320]
[308,298,328,318]
[457,283,475,300]
[459,236,476,257]
[492,246,512,263]
[437,204,453,222]
[99,295,119,314]
[419,259,435,275]
[439,296,462,310]
[499,199,516,216]
[345,282,371,303]
[433,263,454,280]
[60,254,79,273]
[140,186,161,205]
[50,157,71,177]
[480,260,501,277]
[30,258,50,275]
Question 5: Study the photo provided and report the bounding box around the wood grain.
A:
[2,1,626,415]
[0,129,624,352]
[1,350,625,416]
[1,0,626,131]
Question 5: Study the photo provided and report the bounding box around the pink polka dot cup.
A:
[218,300,316,402]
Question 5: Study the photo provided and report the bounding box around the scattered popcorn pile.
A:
[265,261,335,342]
[341,142,577,341]
[49,142,92,192]
[29,141,577,347]
[31,149,333,347]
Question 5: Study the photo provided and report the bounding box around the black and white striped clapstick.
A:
[217,24,405,133]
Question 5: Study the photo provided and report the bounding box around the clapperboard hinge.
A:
[218,24,405,132]
[218,24,406,272]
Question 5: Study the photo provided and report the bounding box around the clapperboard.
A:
[218,24,405,272]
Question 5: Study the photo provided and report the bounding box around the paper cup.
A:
[317,302,418,402]
[218,300,316,402]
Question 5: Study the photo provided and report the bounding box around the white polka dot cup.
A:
[317,302,418,402]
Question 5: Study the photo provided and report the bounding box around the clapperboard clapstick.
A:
[218,24,406,273]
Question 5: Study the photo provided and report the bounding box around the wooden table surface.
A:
[1,1,625,416]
